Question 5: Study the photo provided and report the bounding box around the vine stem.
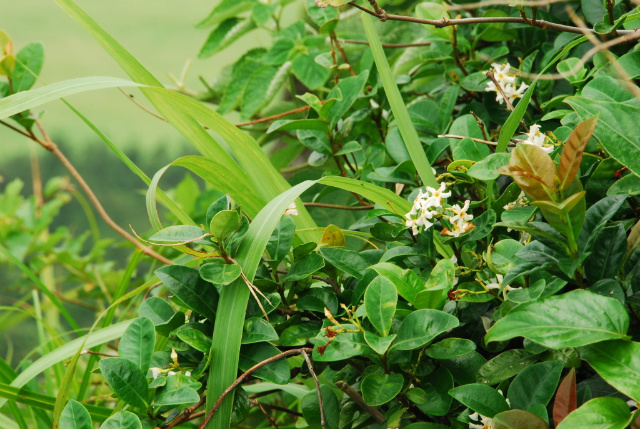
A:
[198,348,313,429]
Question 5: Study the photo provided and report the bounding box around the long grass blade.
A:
[361,13,438,188]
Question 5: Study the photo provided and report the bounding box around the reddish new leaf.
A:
[558,116,598,191]
[553,368,577,427]
[498,144,557,202]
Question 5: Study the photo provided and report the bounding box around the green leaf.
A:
[138,297,184,336]
[267,119,329,133]
[556,397,632,429]
[414,258,455,310]
[12,42,44,93]
[326,70,369,129]
[210,210,241,241]
[292,54,330,90]
[154,375,201,408]
[238,343,290,384]
[279,323,321,347]
[200,261,243,285]
[198,18,257,58]
[566,97,640,177]
[148,225,210,243]
[60,400,92,429]
[392,309,459,351]
[426,338,476,360]
[370,263,423,305]
[175,324,212,353]
[155,265,218,320]
[578,195,627,253]
[362,14,437,188]
[101,411,142,429]
[584,224,627,282]
[507,361,564,411]
[242,317,278,344]
[285,252,325,282]
[302,385,340,429]
[319,247,370,279]
[580,340,640,402]
[312,325,372,361]
[477,349,539,385]
[413,368,454,416]
[448,384,510,418]
[364,276,397,336]
[118,317,155,374]
[99,358,149,409]
[361,373,404,406]
[485,290,630,348]
[468,153,511,181]
[363,331,396,355]
[266,216,296,262]
[494,410,551,429]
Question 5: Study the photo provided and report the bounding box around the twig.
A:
[442,0,571,11]
[342,39,434,48]
[301,350,326,429]
[253,400,281,429]
[329,37,340,85]
[198,348,313,429]
[348,1,639,36]
[156,397,206,429]
[438,134,517,147]
[235,105,312,127]
[334,381,386,423]
[606,0,615,26]
[304,202,374,210]
[451,22,469,76]
[331,34,357,76]
[119,88,166,122]
[23,120,174,266]
[470,111,489,141]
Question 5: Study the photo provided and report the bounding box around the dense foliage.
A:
[2,0,640,428]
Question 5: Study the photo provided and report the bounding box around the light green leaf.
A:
[507,361,564,411]
[242,317,279,344]
[101,411,142,429]
[361,373,404,406]
[485,290,629,348]
[364,276,397,336]
[426,338,476,360]
[200,261,243,285]
[60,400,92,429]
[198,18,257,58]
[556,397,632,429]
[580,340,640,402]
[493,410,551,429]
[448,384,510,418]
[118,317,155,374]
[363,332,396,355]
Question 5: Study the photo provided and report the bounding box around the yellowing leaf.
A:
[321,224,345,247]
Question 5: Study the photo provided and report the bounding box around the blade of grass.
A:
[0,245,81,334]
[361,13,437,188]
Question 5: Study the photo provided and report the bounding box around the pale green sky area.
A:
[0,0,273,159]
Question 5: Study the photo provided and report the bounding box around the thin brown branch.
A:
[252,400,281,429]
[442,0,571,11]
[119,89,167,122]
[157,397,206,429]
[198,348,313,429]
[335,381,386,423]
[29,121,174,266]
[342,39,434,48]
[302,350,326,429]
[451,22,469,76]
[329,37,340,85]
[303,202,373,210]
[606,0,615,26]
[0,119,33,139]
[256,403,303,417]
[235,105,312,127]
[470,111,489,141]
[348,1,639,37]
[332,34,357,76]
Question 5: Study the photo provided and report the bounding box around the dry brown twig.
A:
[302,349,327,429]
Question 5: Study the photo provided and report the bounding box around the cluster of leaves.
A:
[3,0,640,429]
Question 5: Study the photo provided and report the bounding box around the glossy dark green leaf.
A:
[370,262,423,304]
[414,258,455,310]
[584,224,626,282]
[468,153,511,181]
[13,42,44,93]
[138,297,185,337]
[556,397,632,429]
[319,247,370,279]
[285,252,325,282]
[363,331,396,355]
[364,276,397,336]
[200,260,243,285]
[99,358,149,409]
[415,368,454,416]
[448,384,510,418]
[392,309,459,351]
[580,340,640,402]
[494,410,551,429]
[101,411,142,429]
[590,279,625,304]
[508,361,564,411]
[119,317,155,374]
[60,400,92,429]
[230,387,251,426]
[279,323,321,347]
[477,349,539,385]
[242,317,278,344]
[361,373,404,406]
[155,265,218,320]
[205,195,230,226]
[302,385,340,429]
[485,290,629,348]
[326,71,368,128]
[441,351,487,385]
[239,343,290,384]
[312,324,373,361]
[266,216,295,262]
[175,324,212,353]
[426,338,476,360]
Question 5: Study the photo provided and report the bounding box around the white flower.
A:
[469,411,495,429]
[150,367,162,380]
[485,274,522,299]
[168,371,177,376]
[185,371,192,377]
[404,183,450,235]
[284,202,298,216]
[521,124,554,153]
[441,200,474,237]
[504,82,529,102]
[485,63,528,105]
[503,191,528,210]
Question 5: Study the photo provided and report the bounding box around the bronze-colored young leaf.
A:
[558,116,598,191]
[553,368,577,427]
[498,144,557,201]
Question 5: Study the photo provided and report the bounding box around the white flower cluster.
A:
[521,124,554,153]
[485,63,528,105]
[284,202,298,216]
[503,191,528,211]
[404,183,475,237]
[484,274,522,300]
